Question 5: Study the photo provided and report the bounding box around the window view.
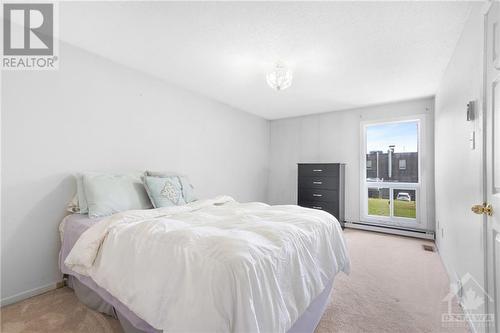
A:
[364,121,419,222]
[368,187,390,216]
[393,189,416,218]
[366,121,418,183]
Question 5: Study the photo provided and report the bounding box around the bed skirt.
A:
[68,274,334,333]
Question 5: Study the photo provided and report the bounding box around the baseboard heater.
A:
[344,221,435,240]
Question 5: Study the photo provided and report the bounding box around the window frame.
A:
[359,116,428,229]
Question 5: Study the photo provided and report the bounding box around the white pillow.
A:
[66,174,89,214]
[83,172,153,218]
[66,194,80,213]
[76,173,88,214]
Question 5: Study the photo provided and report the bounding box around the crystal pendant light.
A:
[266,63,293,91]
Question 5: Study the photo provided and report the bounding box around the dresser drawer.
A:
[298,188,338,203]
[298,176,338,190]
[298,164,339,177]
[298,201,338,217]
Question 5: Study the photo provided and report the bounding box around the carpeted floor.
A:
[1,229,467,333]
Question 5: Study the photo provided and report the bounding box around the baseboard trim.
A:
[345,221,435,240]
[0,282,59,307]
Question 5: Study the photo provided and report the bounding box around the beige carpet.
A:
[315,229,467,333]
[1,229,467,333]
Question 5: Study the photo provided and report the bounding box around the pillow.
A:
[66,194,80,213]
[83,172,153,218]
[143,176,187,208]
[145,171,197,203]
[76,173,88,214]
[66,174,89,214]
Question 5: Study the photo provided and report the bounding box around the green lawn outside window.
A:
[368,198,416,218]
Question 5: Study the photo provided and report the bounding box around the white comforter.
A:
[65,196,350,333]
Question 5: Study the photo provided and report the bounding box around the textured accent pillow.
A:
[143,176,187,208]
[145,171,197,203]
[83,172,153,218]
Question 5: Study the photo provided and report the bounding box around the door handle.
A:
[313,181,323,185]
[313,194,322,197]
[312,169,323,172]
[471,203,493,216]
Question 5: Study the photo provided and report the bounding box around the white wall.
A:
[268,97,435,230]
[1,42,270,304]
[434,4,486,329]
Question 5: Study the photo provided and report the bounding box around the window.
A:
[361,119,422,228]
[399,159,406,170]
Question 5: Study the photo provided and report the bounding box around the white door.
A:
[484,2,500,332]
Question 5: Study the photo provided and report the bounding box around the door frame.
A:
[481,1,498,332]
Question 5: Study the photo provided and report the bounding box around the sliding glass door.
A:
[361,120,421,228]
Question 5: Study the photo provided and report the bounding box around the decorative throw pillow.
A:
[83,172,153,218]
[145,171,197,203]
[143,176,187,208]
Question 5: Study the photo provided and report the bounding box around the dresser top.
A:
[297,163,346,165]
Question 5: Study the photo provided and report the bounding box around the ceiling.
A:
[59,1,473,120]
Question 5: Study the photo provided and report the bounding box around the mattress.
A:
[60,214,159,332]
[60,206,344,333]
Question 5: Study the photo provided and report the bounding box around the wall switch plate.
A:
[467,101,475,121]
[470,131,475,150]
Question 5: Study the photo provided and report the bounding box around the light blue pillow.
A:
[83,172,153,218]
[143,176,187,208]
[145,171,197,203]
[178,177,196,203]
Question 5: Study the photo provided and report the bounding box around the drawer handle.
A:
[312,169,323,172]
[313,181,323,185]
[313,194,323,197]
[312,206,323,209]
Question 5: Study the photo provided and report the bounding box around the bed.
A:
[60,195,350,333]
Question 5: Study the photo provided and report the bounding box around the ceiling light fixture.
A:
[266,63,293,91]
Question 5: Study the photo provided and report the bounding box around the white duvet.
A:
[65,196,350,333]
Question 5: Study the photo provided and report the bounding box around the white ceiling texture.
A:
[60,1,473,119]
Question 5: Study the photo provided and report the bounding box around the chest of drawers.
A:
[298,163,345,226]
